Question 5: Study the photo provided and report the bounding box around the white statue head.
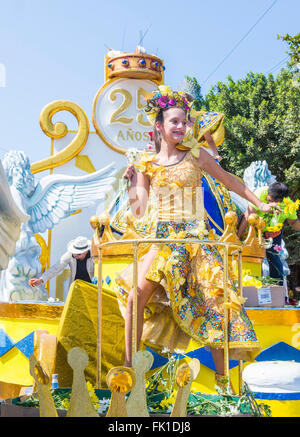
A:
[243,160,277,191]
[2,151,35,197]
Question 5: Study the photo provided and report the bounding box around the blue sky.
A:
[0,0,298,165]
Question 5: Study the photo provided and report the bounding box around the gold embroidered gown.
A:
[116,151,261,361]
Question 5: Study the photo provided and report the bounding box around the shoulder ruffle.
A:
[191,110,225,148]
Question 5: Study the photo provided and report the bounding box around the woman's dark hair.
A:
[153,109,164,152]
[268,182,289,202]
[153,106,187,153]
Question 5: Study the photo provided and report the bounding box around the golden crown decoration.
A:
[104,47,165,83]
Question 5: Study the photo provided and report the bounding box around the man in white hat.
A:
[30,236,94,289]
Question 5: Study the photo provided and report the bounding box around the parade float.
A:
[0,47,300,418]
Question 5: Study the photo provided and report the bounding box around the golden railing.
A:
[96,237,245,394]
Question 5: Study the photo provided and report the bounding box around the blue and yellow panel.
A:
[0,302,63,386]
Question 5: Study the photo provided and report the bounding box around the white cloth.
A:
[243,361,300,393]
[41,251,94,289]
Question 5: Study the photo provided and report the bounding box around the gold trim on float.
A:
[31,100,90,174]
[0,302,64,320]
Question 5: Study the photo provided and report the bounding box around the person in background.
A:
[238,182,300,285]
[29,236,94,289]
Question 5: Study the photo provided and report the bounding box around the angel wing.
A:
[27,162,116,234]
[0,160,29,270]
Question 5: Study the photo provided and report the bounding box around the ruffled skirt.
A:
[116,220,261,361]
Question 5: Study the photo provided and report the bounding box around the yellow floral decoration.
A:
[158,85,173,97]
[86,381,99,407]
[160,391,177,409]
[167,227,187,241]
[265,223,283,233]
[134,152,156,175]
[242,270,263,289]
[165,254,180,274]
[282,197,300,216]
[176,128,201,158]
[173,268,186,289]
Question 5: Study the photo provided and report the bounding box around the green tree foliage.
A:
[278,32,300,65]
[204,70,300,198]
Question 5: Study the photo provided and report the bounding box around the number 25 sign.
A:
[92,78,157,154]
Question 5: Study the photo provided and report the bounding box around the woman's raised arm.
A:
[198,148,277,213]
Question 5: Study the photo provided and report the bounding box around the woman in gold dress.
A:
[118,85,277,387]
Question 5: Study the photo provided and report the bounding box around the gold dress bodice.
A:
[149,151,204,223]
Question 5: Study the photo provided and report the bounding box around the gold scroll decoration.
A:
[31,100,90,174]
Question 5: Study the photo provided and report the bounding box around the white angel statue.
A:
[0,160,29,271]
[0,150,116,302]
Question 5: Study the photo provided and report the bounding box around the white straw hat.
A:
[67,236,91,254]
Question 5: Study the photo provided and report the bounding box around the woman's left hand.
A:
[259,202,281,213]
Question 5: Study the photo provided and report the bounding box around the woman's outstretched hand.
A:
[259,202,281,213]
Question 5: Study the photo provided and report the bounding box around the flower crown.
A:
[144,85,193,125]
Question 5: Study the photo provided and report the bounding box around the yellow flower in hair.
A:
[158,85,173,97]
